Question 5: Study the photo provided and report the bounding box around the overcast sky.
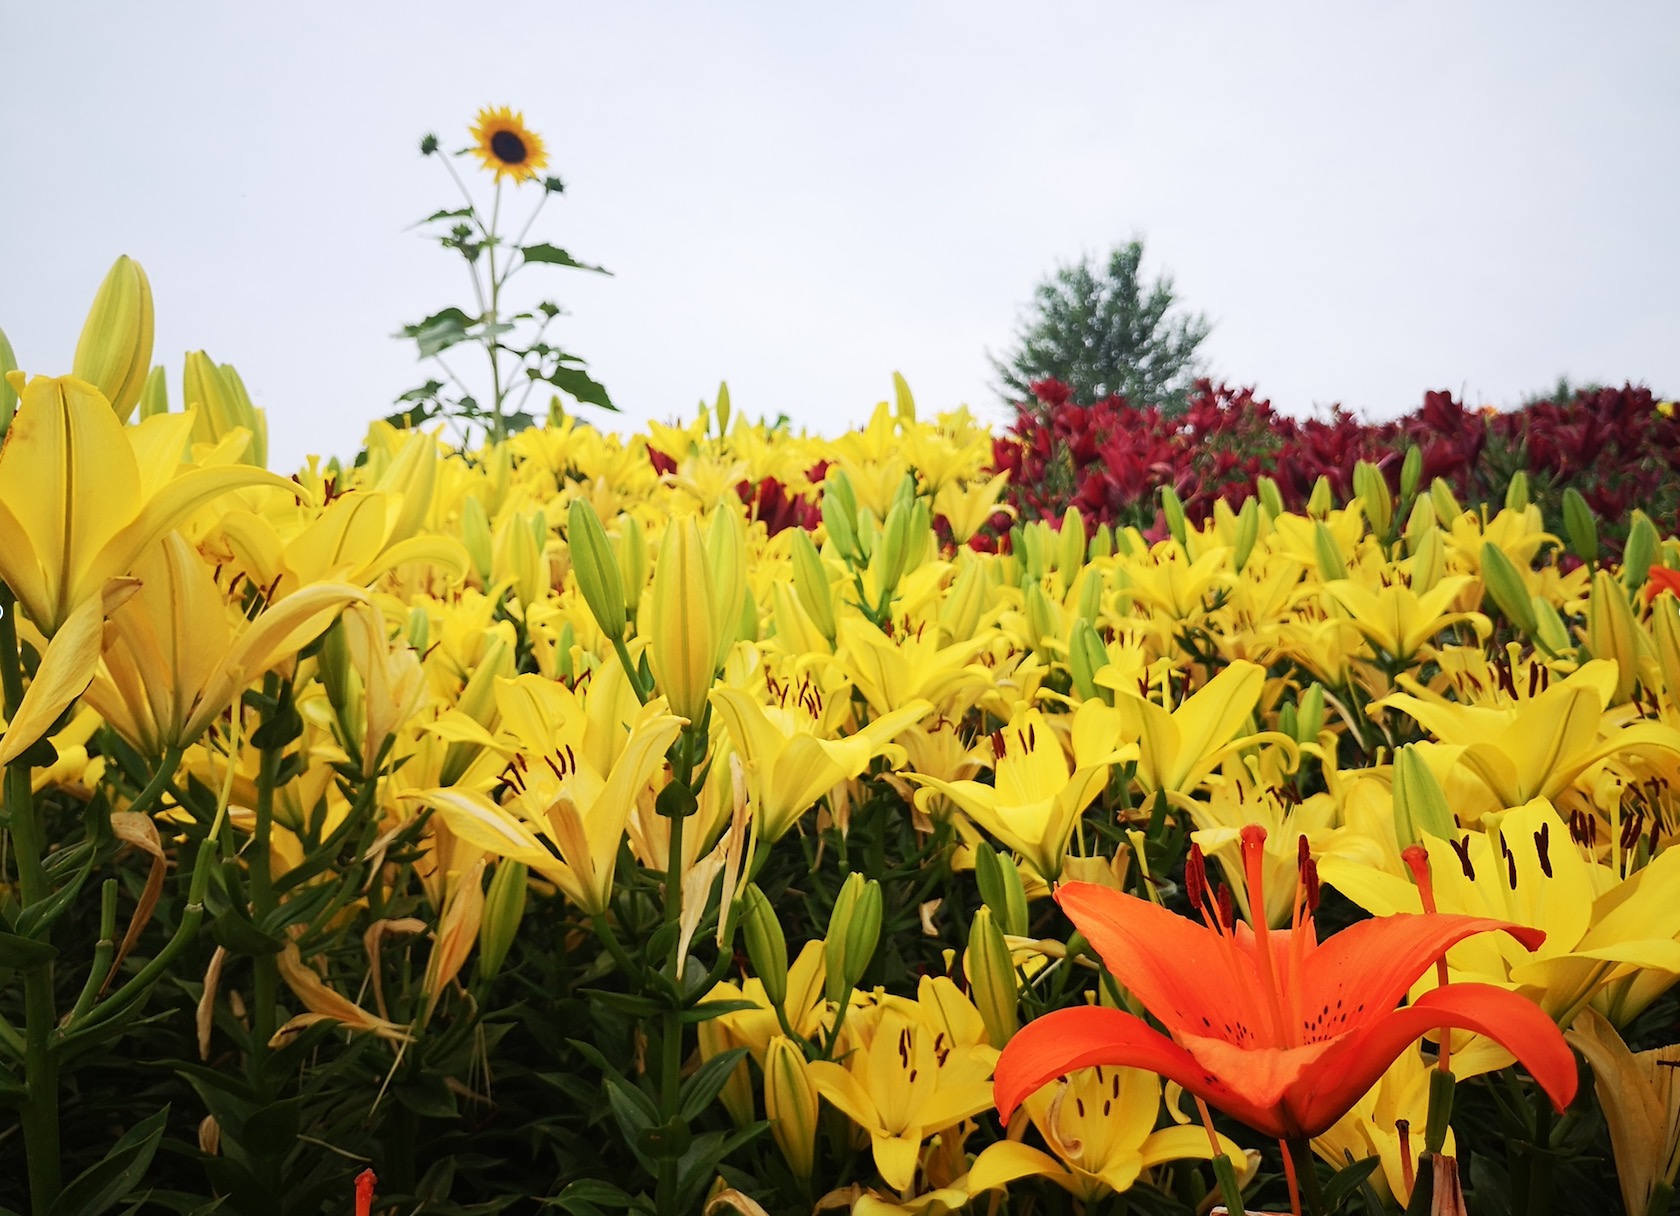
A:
[4,3,1677,471]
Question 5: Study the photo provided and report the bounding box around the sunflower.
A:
[469,107,548,183]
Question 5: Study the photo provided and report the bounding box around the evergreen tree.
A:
[993,239,1210,413]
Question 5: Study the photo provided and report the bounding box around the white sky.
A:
[4,2,1677,471]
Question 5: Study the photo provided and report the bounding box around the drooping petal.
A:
[1294,983,1577,1136]
[1056,883,1271,1046]
[1297,913,1545,1039]
[992,1006,1282,1136]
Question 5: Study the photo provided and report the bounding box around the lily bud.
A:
[0,327,16,437]
[740,884,789,1010]
[1561,487,1599,564]
[1393,745,1455,846]
[1409,525,1446,595]
[973,843,1029,936]
[217,363,268,467]
[1069,618,1109,704]
[1294,683,1326,745]
[568,499,627,641]
[1313,521,1348,582]
[1480,542,1538,634]
[824,873,882,1004]
[966,906,1019,1048]
[1353,460,1392,540]
[1306,475,1334,519]
[892,370,916,424]
[1159,485,1187,547]
[1232,496,1260,574]
[1057,507,1087,592]
[940,555,987,642]
[499,511,546,611]
[708,506,748,672]
[871,500,914,604]
[1532,596,1574,659]
[1504,470,1530,513]
[1399,444,1422,501]
[1074,565,1103,626]
[1257,476,1285,521]
[1403,494,1437,552]
[790,528,836,643]
[764,1036,819,1180]
[1429,477,1463,527]
[1623,511,1659,599]
[649,515,716,722]
[821,471,861,563]
[404,605,430,654]
[73,255,154,422]
[1587,569,1642,704]
[460,495,494,582]
[440,637,514,785]
[615,514,647,616]
[1090,524,1114,559]
[1024,581,1059,656]
[477,859,528,981]
[1651,594,1680,701]
[714,380,732,436]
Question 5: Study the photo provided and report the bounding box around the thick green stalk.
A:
[1,586,60,1214]
[250,691,282,1068]
[654,730,694,1216]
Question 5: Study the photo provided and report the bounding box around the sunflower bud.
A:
[1587,569,1642,705]
[72,255,154,423]
[821,471,861,563]
[1352,460,1392,541]
[568,499,627,641]
[764,1036,819,1180]
[708,507,748,672]
[973,843,1029,937]
[1232,496,1260,574]
[790,528,836,643]
[1429,477,1463,527]
[1480,542,1537,634]
[1393,745,1455,847]
[1159,485,1187,547]
[1400,444,1423,501]
[1561,487,1599,564]
[966,906,1019,1048]
[460,496,494,582]
[649,515,716,723]
[1623,510,1659,600]
[477,859,528,981]
[1069,618,1110,704]
[740,884,789,1010]
[824,873,882,1004]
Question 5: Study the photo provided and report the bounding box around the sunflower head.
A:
[470,107,549,184]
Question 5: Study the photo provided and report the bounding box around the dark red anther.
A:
[1621,809,1646,852]
[1528,662,1540,699]
[1505,848,1518,890]
[1303,858,1321,914]
[1186,842,1209,911]
[990,729,1007,759]
[1216,883,1235,931]
[1534,822,1552,878]
[1297,833,1311,870]
[1449,834,1476,881]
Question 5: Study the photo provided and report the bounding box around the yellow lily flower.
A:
[1323,573,1490,665]
[409,675,685,915]
[1116,660,1290,800]
[0,373,293,634]
[837,616,993,722]
[698,940,831,1126]
[932,471,1013,545]
[966,1065,1244,1204]
[1118,542,1227,622]
[84,533,364,756]
[1568,1009,1680,1216]
[1311,1047,1453,1203]
[907,701,1129,882]
[710,681,931,845]
[1188,778,1338,927]
[0,579,138,766]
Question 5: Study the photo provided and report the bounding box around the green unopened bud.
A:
[940,556,987,642]
[1069,618,1110,704]
[1090,524,1114,559]
[973,843,1029,937]
[1400,444,1423,501]
[500,512,546,610]
[317,616,354,714]
[1429,477,1463,526]
[764,1036,819,1180]
[1561,487,1599,563]
[738,586,760,645]
[73,255,154,422]
[821,471,860,563]
[461,496,494,582]
[740,884,789,1009]
[649,515,717,723]
[217,363,267,467]
[1307,475,1334,519]
[568,499,627,641]
[1504,470,1530,513]
[871,501,914,604]
[1257,476,1285,521]
[441,637,515,785]
[966,907,1019,1048]
[708,507,748,672]
[1532,596,1573,658]
[1403,494,1437,553]
[554,620,576,683]
[1232,497,1260,574]
[405,605,430,653]
[615,515,647,613]
[892,370,916,424]
[1313,521,1348,582]
[824,873,882,1003]
[1024,581,1059,655]
[1624,510,1660,599]
[1480,542,1537,633]
[1424,1067,1456,1155]
[1409,525,1446,595]
[1652,595,1680,701]
[0,327,16,438]
[1159,485,1187,547]
[136,365,168,421]
[477,859,528,980]
[1393,745,1455,846]
[1295,683,1326,744]
[1057,507,1087,593]
[1353,460,1392,540]
[1587,569,1641,704]
[790,528,836,643]
[714,381,732,436]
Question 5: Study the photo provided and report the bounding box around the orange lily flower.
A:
[1646,564,1680,604]
[994,826,1577,1144]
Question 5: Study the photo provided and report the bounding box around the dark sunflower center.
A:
[491,130,527,164]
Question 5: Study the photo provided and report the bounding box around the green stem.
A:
[486,182,505,444]
[250,679,282,1064]
[124,746,184,819]
[68,879,119,1023]
[1286,1136,1328,1216]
